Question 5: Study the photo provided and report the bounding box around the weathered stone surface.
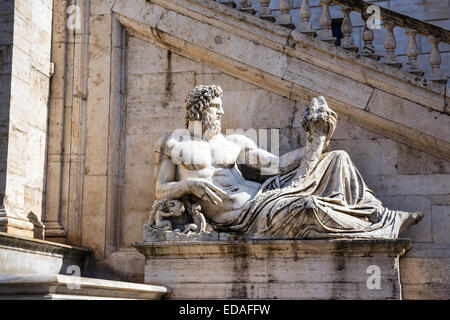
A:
[400,243,450,299]
[1,0,53,237]
[431,206,450,243]
[283,57,374,110]
[331,139,398,176]
[366,89,450,142]
[97,248,146,283]
[364,174,450,196]
[0,232,90,275]
[113,0,167,28]
[396,143,450,175]
[136,239,410,299]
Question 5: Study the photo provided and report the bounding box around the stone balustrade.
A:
[216,0,449,84]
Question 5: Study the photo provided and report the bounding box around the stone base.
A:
[238,7,256,15]
[319,29,337,45]
[0,232,91,275]
[257,8,275,23]
[341,45,359,53]
[363,52,381,61]
[384,60,403,69]
[258,15,276,23]
[429,77,447,85]
[0,210,35,238]
[218,0,236,8]
[0,274,169,300]
[134,239,411,299]
[299,30,317,38]
[406,66,424,77]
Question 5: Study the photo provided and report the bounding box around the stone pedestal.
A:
[134,239,411,299]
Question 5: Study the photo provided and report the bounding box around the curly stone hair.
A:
[185,85,223,128]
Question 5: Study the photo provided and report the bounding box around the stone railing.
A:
[216,0,449,84]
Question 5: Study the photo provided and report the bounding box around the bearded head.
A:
[185,85,224,137]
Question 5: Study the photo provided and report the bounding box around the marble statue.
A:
[148,84,423,240]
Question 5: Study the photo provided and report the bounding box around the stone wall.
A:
[0,0,52,238]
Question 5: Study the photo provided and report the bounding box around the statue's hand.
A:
[187,178,227,205]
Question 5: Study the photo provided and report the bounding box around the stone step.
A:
[0,274,169,300]
[0,232,91,276]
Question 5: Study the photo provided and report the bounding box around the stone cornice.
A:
[134,239,412,258]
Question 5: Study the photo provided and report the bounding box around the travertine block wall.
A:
[1,0,53,236]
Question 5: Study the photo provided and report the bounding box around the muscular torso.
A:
[167,134,261,224]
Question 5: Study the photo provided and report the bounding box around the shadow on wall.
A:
[0,1,14,208]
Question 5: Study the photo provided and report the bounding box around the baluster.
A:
[405,29,424,76]
[277,0,295,29]
[217,0,236,8]
[298,0,316,37]
[339,5,358,52]
[383,23,402,68]
[257,0,275,22]
[361,11,380,60]
[238,0,256,15]
[428,36,447,84]
[319,0,336,45]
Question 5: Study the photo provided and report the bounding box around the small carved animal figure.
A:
[149,199,185,230]
[183,202,207,233]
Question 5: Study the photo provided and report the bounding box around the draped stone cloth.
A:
[213,150,408,239]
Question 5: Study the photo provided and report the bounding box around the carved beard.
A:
[202,112,221,140]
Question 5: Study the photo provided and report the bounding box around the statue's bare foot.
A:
[398,211,424,234]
